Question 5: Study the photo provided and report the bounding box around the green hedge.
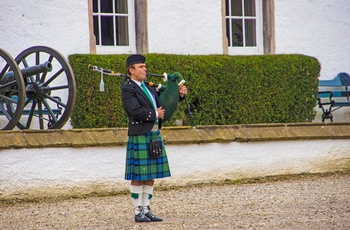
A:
[68,54,320,128]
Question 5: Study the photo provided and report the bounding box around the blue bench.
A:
[318,72,350,122]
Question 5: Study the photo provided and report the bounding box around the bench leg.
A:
[322,110,333,122]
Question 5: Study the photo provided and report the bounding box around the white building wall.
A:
[148,0,224,55]
[1,0,349,80]
[1,140,349,199]
[1,0,350,122]
[274,0,350,80]
[0,0,90,59]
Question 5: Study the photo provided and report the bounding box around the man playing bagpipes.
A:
[121,54,187,222]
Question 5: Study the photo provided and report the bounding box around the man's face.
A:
[130,63,147,82]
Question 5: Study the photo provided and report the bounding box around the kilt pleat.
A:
[125,130,171,181]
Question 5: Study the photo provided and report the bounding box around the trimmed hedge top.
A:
[68,54,320,128]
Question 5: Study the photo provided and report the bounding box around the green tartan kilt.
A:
[124,130,171,181]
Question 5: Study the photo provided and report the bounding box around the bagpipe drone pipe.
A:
[88,64,192,122]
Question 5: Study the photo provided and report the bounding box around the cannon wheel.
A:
[12,46,76,129]
[0,49,26,130]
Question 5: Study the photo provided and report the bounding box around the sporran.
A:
[149,139,163,159]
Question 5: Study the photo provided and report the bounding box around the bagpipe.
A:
[88,64,192,122]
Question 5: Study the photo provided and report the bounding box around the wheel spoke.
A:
[36,101,43,129]
[25,100,37,129]
[44,93,66,108]
[0,79,21,90]
[0,102,12,120]
[43,99,58,123]
[43,67,64,86]
[21,56,29,68]
[24,98,32,107]
[0,63,10,77]
[39,55,54,82]
[0,94,18,104]
[35,51,40,82]
[20,56,37,83]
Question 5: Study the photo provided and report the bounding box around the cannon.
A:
[0,46,76,130]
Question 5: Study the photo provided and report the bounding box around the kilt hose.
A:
[125,130,171,181]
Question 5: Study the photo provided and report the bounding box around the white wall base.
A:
[1,139,349,200]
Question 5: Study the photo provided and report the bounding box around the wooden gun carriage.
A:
[0,46,76,130]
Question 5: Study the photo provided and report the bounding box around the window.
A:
[225,0,263,54]
[92,0,135,54]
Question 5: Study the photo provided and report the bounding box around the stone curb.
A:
[0,122,349,150]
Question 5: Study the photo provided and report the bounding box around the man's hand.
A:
[157,107,165,119]
[179,85,188,97]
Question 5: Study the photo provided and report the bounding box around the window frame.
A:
[89,0,136,54]
[225,0,264,55]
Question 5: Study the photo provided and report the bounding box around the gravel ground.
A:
[1,172,349,230]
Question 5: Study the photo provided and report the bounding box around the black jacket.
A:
[122,80,162,136]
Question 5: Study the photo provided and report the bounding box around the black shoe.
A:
[135,212,151,222]
[144,211,163,222]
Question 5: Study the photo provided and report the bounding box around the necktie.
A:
[141,82,159,125]
[141,82,155,109]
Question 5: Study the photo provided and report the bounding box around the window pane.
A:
[101,16,114,45]
[93,16,100,45]
[244,0,256,16]
[115,0,128,14]
[232,19,243,47]
[116,16,129,46]
[226,18,231,46]
[245,19,256,46]
[92,0,98,13]
[101,0,113,13]
[231,0,242,16]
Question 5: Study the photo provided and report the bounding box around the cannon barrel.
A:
[1,61,52,83]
